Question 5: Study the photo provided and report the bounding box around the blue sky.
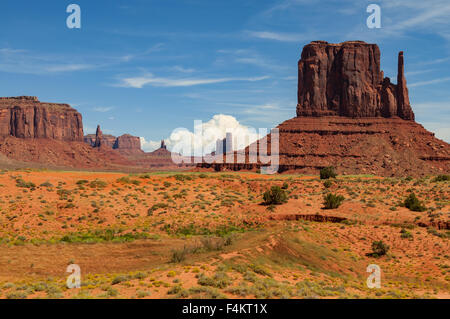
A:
[0,0,449,150]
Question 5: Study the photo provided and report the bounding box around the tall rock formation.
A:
[94,125,103,147]
[296,41,414,120]
[199,41,450,176]
[0,96,83,141]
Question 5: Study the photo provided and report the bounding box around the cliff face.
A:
[296,41,415,120]
[114,134,141,150]
[0,96,84,141]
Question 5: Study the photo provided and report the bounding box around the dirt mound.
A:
[0,136,133,170]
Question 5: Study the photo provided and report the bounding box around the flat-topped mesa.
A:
[113,134,141,150]
[0,96,84,141]
[296,41,415,120]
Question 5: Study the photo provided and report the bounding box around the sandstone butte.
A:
[0,97,135,170]
[0,96,190,170]
[199,41,450,177]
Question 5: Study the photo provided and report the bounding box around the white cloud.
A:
[140,138,162,152]
[140,114,262,155]
[245,31,308,42]
[115,73,269,88]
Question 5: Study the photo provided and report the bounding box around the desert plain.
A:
[0,169,448,299]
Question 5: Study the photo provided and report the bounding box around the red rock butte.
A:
[0,96,83,141]
[199,41,450,176]
[296,41,414,120]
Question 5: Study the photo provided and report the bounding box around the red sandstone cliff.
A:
[296,41,414,120]
[0,96,84,141]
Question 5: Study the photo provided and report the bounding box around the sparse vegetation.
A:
[263,186,288,205]
[323,193,344,209]
[403,193,426,212]
[367,240,389,258]
[320,166,337,179]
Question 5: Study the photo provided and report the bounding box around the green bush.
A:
[323,193,344,209]
[432,174,450,182]
[367,240,389,257]
[263,186,288,205]
[320,166,337,179]
[16,179,36,189]
[89,179,108,189]
[403,193,426,212]
[323,180,332,188]
[400,229,413,239]
[147,202,169,216]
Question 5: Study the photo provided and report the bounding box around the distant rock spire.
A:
[94,125,103,147]
[161,140,167,150]
[396,51,415,121]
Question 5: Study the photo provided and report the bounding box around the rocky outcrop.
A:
[296,41,414,120]
[114,134,141,150]
[85,125,142,153]
[0,96,83,141]
[198,41,450,176]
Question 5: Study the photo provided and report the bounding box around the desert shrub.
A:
[432,174,450,182]
[323,193,344,209]
[198,272,231,289]
[400,229,413,239]
[16,179,36,189]
[323,180,332,188]
[403,193,426,212]
[147,202,169,216]
[57,189,72,199]
[111,275,130,285]
[263,186,288,205]
[174,174,192,181]
[367,240,389,257]
[40,181,54,188]
[171,246,189,263]
[89,179,107,189]
[320,166,337,180]
[116,177,131,184]
[76,180,89,185]
[281,182,289,190]
[200,236,232,251]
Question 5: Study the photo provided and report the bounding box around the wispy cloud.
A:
[115,73,270,88]
[409,77,450,87]
[171,65,196,73]
[245,31,308,42]
[0,43,164,75]
[93,106,114,113]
